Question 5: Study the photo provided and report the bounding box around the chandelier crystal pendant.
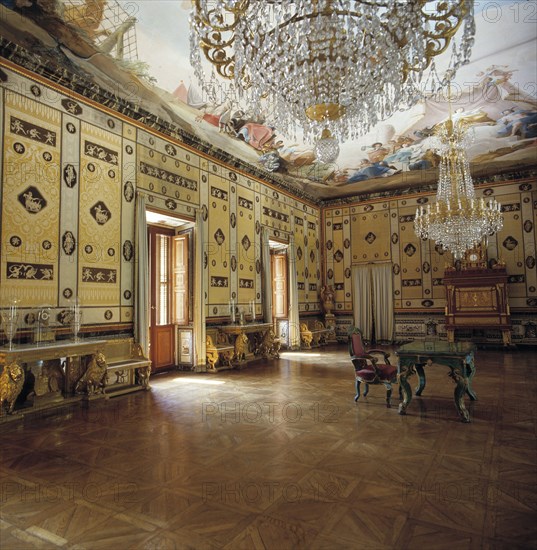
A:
[314,128,340,164]
[190,0,476,159]
[414,103,503,260]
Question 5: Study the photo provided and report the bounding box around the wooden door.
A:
[172,231,190,325]
[272,252,288,319]
[149,226,175,371]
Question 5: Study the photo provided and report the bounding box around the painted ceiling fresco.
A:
[1,0,536,200]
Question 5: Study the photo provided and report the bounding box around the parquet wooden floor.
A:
[1,345,536,549]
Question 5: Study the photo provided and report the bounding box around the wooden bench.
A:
[206,333,234,372]
[104,338,151,397]
[300,320,331,349]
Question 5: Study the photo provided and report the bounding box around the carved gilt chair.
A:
[348,326,397,407]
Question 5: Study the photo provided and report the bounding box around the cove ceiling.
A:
[1,0,536,201]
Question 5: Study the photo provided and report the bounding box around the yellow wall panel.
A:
[208,177,231,306]
[328,215,345,303]
[137,144,199,206]
[237,186,256,304]
[306,213,320,306]
[78,122,122,307]
[1,93,61,306]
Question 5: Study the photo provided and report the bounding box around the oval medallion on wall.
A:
[123,240,133,261]
[10,235,21,247]
[61,99,82,115]
[63,164,77,188]
[13,142,25,154]
[124,181,134,202]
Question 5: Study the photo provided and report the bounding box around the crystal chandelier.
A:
[190,0,476,157]
[414,98,503,260]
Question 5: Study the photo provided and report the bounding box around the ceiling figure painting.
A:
[1,0,535,200]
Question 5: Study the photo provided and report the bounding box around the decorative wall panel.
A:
[328,209,345,308]
[137,141,199,209]
[294,211,306,306]
[306,213,320,310]
[120,123,136,324]
[262,190,290,235]
[1,92,61,305]
[494,192,526,301]
[324,209,335,307]
[208,174,231,309]
[58,111,80,310]
[236,185,256,306]
[78,121,122,311]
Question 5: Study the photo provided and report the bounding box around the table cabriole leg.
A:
[465,354,477,401]
[398,363,415,415]
[449,364,471,423]
[415,363,427,396]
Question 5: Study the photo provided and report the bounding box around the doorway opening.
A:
[146,210,194,372]
[269,240,289,322]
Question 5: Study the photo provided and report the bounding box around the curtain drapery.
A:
[288,234,300,349]
[352,263,394,343]
[134,194,149,357]
[371,263,394,342]
[193,208,206,369]
[351,265,373,341]
[262,227,273,324]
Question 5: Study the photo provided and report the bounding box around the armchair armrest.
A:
[367,349,391,361]
[351,353,379,371]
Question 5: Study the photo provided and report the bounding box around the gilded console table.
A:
[216,322,277,364]
[396,341,477,423]
[0,339,107,417]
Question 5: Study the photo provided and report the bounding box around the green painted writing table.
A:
[396,340,477,423]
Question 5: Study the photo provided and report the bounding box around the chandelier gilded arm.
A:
[191,0,249,81]
[192,0,472,83]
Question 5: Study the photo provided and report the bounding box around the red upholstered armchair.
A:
[348,327,397,408]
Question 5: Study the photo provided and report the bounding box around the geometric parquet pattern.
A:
[1,345,536,549]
